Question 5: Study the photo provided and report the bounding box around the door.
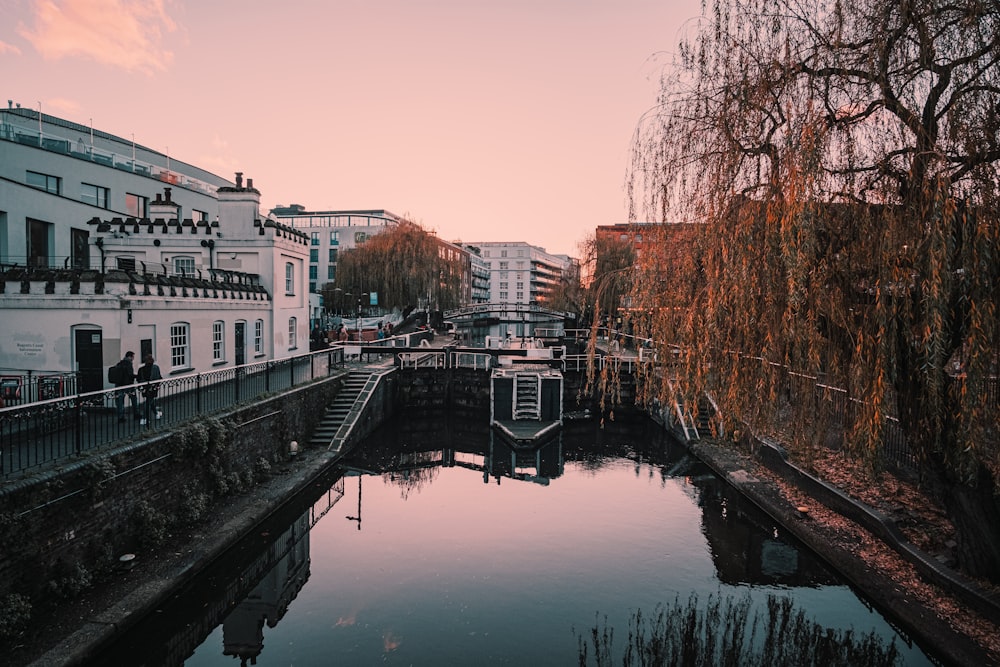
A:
[234,322,246,366]
[74,329,103,393]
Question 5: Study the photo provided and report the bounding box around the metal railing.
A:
[0,346,345,480]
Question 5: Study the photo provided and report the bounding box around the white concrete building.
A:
[465,241,574,305]
[0,104,310,400]
[1,102,230,271]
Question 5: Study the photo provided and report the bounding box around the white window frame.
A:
[285,262,295,294]
[173,256,196,277]
[170,322,190,369]
[212,320,225,362]
[288,317,298,350]
[254,319,264,355]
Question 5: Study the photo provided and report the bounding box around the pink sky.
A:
[2,0,703,257]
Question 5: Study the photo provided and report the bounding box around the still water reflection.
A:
[94,412,935,665]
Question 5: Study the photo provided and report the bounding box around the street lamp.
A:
[357,291,369,339]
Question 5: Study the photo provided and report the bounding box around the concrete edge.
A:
[689,438,996,667]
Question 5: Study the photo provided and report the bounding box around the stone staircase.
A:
[309,370,372,450]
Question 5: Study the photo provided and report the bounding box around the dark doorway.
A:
[235,322,246,366]
[71,228,90,269]
[140,339,153,364]
[74,329,103,393]
[27,218,51,268]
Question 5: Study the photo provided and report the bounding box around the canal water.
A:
[93,411,935,666]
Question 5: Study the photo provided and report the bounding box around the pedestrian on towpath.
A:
[113,351,139,422]
[136,354,163,426]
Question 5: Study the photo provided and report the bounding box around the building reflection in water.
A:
[220,509,312,665]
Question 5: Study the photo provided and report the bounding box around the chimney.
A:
[149,187,179,221]
[218,172,261,232]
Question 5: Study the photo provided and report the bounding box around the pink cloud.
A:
[0,40,23,56]
[18,0,177,74]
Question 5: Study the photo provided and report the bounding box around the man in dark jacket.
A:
[114,351,139,422]
[136,354,163,426]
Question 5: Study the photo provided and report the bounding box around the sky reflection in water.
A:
[175,416,932,666]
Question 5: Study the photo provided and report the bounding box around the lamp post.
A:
[357,292,369,339]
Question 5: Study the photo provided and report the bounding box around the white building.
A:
[465,241,574,305]
[0,104,310,399]
[269,206,402,294]
[461,244,491,304]
[1,102,230,270]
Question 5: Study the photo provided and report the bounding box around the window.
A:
[288,317,298,350]
[516,281,524,290]
[330,231,339,244]
[311,232,320,246]
[328,248,338,262]
[170,323,190,369]
[26,170,60,195]
[254,319,264,355]
[500,282,508,290]
[309,282,316,293]
[173,256,195,276]
[499,291,508,300]
[501,250,507,258]
[310,249,319,262]
[212,321,225,361]
[285,262,295,294]
[499,261,508,270]
[309,265,317,280]
[126,193,148,218]
[81,183,109,208]
[516,291,524,300]
[327,265,335,280]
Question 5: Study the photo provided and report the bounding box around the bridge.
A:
[443,302,575,326]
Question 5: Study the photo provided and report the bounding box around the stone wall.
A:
[0,373,344,608]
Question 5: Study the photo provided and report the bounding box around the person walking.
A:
[113,351,139,422]
[136,353,163,426]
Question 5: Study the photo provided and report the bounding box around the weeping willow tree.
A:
[627,0,1000,580]
[333,221,464,313]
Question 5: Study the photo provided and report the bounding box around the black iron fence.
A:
[0,346,345,480]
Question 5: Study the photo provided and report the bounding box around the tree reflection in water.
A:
[577,591,900,667]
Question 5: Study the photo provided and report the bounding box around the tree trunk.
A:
[928,459,1000,583]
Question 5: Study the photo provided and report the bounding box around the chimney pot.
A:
[164,187,172,202]
[235,172,243,188]
[247,178,253,190]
